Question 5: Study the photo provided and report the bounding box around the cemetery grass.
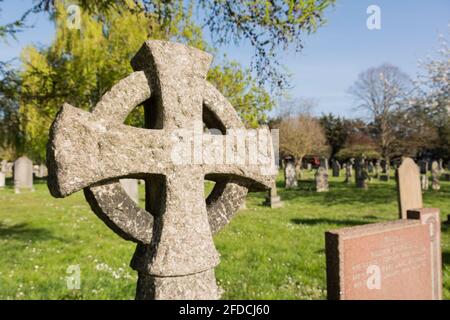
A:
[0,172,449,300]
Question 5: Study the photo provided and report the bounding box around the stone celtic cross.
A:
[47,40,276,299]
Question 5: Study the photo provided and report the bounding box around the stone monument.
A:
[47,40,276,300]
[120,179,139,204]
[331,159,341,177]
[13,156,34,193]
[431,161,440,191]
[326,208,442,300]
[315,167,329,192]
[395,157,423,219]
[264,186,283,208]
[284,161,298,189]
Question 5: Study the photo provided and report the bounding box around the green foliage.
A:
[16,1,273,161]
[208,60,274,128]
[335,146,380,160]
[319,113,349,157]
[1,0,336,91]
[0,62,23,159]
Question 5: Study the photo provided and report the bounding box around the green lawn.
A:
[0,171,449,300]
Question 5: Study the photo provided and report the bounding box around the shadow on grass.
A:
[291,217,378,227]
[0,222,62,242]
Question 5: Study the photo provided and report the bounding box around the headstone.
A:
[355,157,368,189]
[332,159,341,177]
[380,159,390,181]
[120,179,139,204]
[315,167,329,192]
[326,208,442,300]
[431,161,440,191]
[421,174,429,190]
[33,165,39,176]
[320,157,329,171]
[348,159,354,177]
[374,160,381,179]
[36,164,48,178]
[46,40,276,300]
[438,159,443,172]
[1,159,7,173]
[284,161,298,189]
[367,161,374,174]
[264,187,283,208]
[344,163,351,184]
[0,172,5,189]
[6,162,13,174]
[395,158,422,219]
[307,163,312,171]
[13,156,34,193]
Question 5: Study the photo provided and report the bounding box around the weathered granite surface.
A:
[47,40,276,299]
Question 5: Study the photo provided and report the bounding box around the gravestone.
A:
[284,161,298,189]
[120,179,139,204]
[355,157,368,189]
[348,159,354,177]
[320,157,329,171]
[367,161,374,174]
[36,164,48,178]
[379,159,390,181]
[264,186,283,208]
[344,163,351,184]
[438,159,443,172]
[315,167,329,192]
[331,159,341,177]
[13,156,34,193]
[431,161,440,191]
[396,157,422,219]
[6,162,13,174]
[0,172,5,189]
[326,208,442,300]
[1,159,7,173]
[306,163,312,171]
[47,40,276,300]
[374,160,381,179]
[421,174,429,190]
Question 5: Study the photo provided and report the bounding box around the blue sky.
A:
[1,0,449,117]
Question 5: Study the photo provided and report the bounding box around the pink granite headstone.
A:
[326,208,442,300]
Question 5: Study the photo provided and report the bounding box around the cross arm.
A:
[47,103,168,197]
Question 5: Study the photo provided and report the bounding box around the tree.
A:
[413,28,450,159]
[276,99,329,175]
[336,131,380,160]
[319,113,350,158]
[349,64,412,160]
[16,2,274,161]
[0,0,336,91]
[207,60,274,128]
[0,61,23,159]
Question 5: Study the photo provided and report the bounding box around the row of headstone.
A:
[326,157,443,300]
